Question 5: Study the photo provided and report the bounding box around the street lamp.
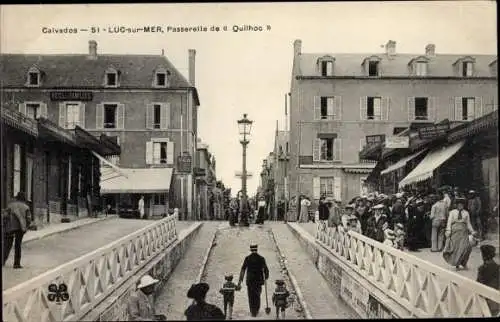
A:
[237,113,253,226]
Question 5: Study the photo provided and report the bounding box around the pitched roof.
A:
[298,53,497,77]
[0,53,192,89]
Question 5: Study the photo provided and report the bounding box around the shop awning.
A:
[101,167,173,194]
[398,140,465,188]
[380,149,427,175]
[91,151,128,181]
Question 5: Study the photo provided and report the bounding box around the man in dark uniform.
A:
[237,244,270,317]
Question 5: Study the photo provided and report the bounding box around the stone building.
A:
[194,139,218,220]
[1,40,201,219]
[288,39,497,209]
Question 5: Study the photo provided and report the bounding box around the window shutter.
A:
[313,138,321,161]
[39,103,48,119]
[334,96,342,121]
[312,177,320,200]
[360,97,367,120]
[359,138,365,151]
[334,138,342,161]
[475,97,483,119]
[18,103,26,116]
[429,97,437,121]
[167,141,175,164]
[334,176,342,202]
[145,141,153,164]
[96,104,104,129]
[59,103,67,128]
[314,96,321,120]
[454,97,463,121]
[79,103,86,128]
[381,97,389,121]
[408,97,415,121]
[161,103,170,129]
[117,103,125,129]
[146,103,154,129]
[327,97,335,120]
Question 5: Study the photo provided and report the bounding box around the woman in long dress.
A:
[443,197,476,271]
[256,197,266,224]
[298,196,311,223]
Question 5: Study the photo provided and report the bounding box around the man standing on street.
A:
[237,244,270,317]
[138,195,145,219]
[2,192,31,269]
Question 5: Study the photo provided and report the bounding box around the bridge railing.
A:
[316,224,500,318]
[3,215,178,322]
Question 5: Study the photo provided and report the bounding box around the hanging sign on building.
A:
[385,136,409,149]
[177,153,192,173]
[366,135,386,146]
[50,91,93,101]
[418,123,450,140]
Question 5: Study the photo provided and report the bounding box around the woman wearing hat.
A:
[298,195,311,223]
[255,196,267,225]
[477,245,499,315]
[185,283,225,320]
[365,204,388,243]
[127,275,166,321]
[443,197,476,271]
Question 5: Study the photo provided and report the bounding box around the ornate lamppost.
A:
[237,114,253,226]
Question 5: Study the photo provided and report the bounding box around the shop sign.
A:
[418,123,450,140]
[177,153,192,173]
[50,91,93,101]
[366,135,385,146]
[385,136,409,149]
[340,272,370,318]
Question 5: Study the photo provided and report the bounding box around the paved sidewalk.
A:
[3,218,193,290]
[297,222,500,281]
[201,223,305,320]
[154,222,221,320]
[271,223,358,319]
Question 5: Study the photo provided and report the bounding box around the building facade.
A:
[194,139,218,220]
[1,40,201,219]
[289,39,497,210]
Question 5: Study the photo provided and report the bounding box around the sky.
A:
[1,2,497,195]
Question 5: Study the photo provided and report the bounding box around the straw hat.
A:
[137,275,159,289]
[372,204,385,210]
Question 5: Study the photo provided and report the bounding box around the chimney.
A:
[188,49,196,86]
[88,40,97,60]
[425,43,436,57]
[385,40,396,57]
[294,39,302,57]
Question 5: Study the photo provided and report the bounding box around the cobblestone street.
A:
[2,218,193,290]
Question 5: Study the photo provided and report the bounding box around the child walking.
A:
[271,279,290,319]
[219,274,238,320]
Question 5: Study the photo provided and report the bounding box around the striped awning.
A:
[1,108,38,137]
[380,149,427,175]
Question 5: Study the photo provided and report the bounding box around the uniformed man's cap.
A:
[275,279,285,285]
[187,283,210,299]
[468,190,476,194]
[250,244,258,251]
[415,199,424,205]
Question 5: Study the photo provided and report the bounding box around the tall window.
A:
[415,97,428,120]
[104,104,117,128]
[416,62,427,76]
[320,138,334,161]
[320,97,335,119]
[462,97,475,121]
[13,144,21,197]
[462,62,473,77]
[66,103,80,129]
[153,142,167,164]
[368,61,379,76]
[26,103,41,119]
[320,177,335,198]
[321,61,333,76]
[153,104,161,129]
[367,97,382,120]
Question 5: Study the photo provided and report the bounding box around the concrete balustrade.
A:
[2,215,180,322]
[289,222,500,318]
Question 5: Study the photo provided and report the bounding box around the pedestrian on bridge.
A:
[127,274,166,321]
[219,273,238,320]
[185,282,225,320]
[2,191,32,269]
[237,244,270,317]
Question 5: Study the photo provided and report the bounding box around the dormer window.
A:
[409,56,430,76]
[454,56,475,77]
[104,67,119,87]
[26,67,41,87]
[363,56,382,77]
[317,56,335,76]
[154,67,171,88]
[416,62,427,76]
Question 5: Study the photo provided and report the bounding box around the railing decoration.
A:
[3,215,178,322]
[316,224,500,318]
